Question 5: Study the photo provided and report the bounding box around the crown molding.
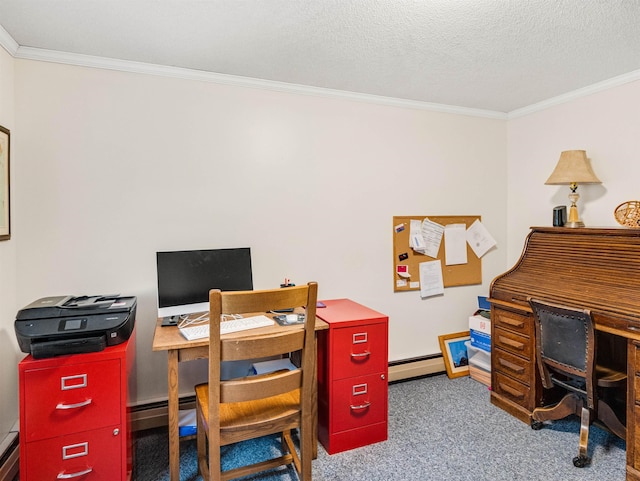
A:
[0,25,19,56]
[13,45,507,120]
[8,38,636,121]
[508,69,640,119]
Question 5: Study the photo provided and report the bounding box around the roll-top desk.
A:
[489,227,640,480]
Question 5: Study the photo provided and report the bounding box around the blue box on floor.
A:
[469,314,491,352]
[178,409,197,437]
[470,330,491,352]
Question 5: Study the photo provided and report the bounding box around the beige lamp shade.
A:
[545,150,601,185]
[545,150,601,227]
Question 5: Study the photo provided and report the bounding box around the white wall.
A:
[13,59,507,403]
[0,46,19,441]
[6,47,638,426]
[507,79,640,265]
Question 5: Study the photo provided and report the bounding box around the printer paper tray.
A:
[31,335,106,359]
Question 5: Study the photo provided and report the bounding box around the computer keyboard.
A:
[178,324,210,341]
[178,315,275,341]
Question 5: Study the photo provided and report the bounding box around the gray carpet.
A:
[134,374,626,481]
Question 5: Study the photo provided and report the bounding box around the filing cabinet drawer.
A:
[493,347,532,384]
[23,359,121,441]
[332,372,387,431]
[494,327,532,360]
[331,323,387,379]
[493,371,532,410]
[23,425,121,481]
[493,308,532,337]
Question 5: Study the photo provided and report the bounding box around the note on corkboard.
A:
[392,215,482,292]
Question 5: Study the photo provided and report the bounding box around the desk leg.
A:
[168,349,180,481]
[312,336,318,459]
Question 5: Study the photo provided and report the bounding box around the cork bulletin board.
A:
[392,215,482,292]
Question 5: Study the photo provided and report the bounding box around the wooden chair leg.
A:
[283,430,300,473]
[578,406,590,458]
[300,421,312,480]
[532,393,581,422]
[195,401,210,480]
[597,399,626,440]
[282,427,312,480]
[573,406,591,467]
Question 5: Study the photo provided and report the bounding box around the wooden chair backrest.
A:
[208,282,318,405]
[529,298,596,409]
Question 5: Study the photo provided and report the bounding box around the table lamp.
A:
[545,150,601,227]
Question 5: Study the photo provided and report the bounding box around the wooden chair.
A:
[194,282,318,481]
[528,298,626,468]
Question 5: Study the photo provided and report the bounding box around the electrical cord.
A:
[177,312,243,329]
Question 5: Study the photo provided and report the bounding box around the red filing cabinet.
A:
[19,330,136,481]
[316,299,388,454]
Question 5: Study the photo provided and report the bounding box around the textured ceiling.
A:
[1,0,640,113]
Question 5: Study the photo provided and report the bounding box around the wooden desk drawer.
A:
[493,308,532,337]
[22,359,121,441]
[634,374,640,402]
[493,347,532,384]
[493,371,532,410]
[494,327,532,360]
[634,342,640,373]
[634,404,640,471]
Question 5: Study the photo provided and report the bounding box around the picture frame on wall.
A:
[0,125,10,241]
[438,330,470,379]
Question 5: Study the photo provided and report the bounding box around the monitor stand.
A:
[161,315,180,327]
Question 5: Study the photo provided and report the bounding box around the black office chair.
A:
[528,298,626,468]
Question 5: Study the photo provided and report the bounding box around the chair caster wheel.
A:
[531,420,544,430]
[573,455,589,468]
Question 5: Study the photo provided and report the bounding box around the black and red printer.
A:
[15,295,136,358]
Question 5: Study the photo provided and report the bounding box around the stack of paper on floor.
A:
[251,358,297,375]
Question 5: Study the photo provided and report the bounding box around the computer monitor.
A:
[156,247,253,317]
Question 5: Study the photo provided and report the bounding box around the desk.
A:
[489,227,640,480]
[152,315,328,481]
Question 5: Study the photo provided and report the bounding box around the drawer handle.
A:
[56,399,92,410]
[350,402,371,411]
[351,351,371,359]
[498,358,524,374]
[57,468,93,479]
[499,382,525,400]
[500,317,525,329]
[498,335,525,351]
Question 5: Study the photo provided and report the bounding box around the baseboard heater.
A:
[388,354,445,383]
[130,356,445,431]
[130,396,197,432]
